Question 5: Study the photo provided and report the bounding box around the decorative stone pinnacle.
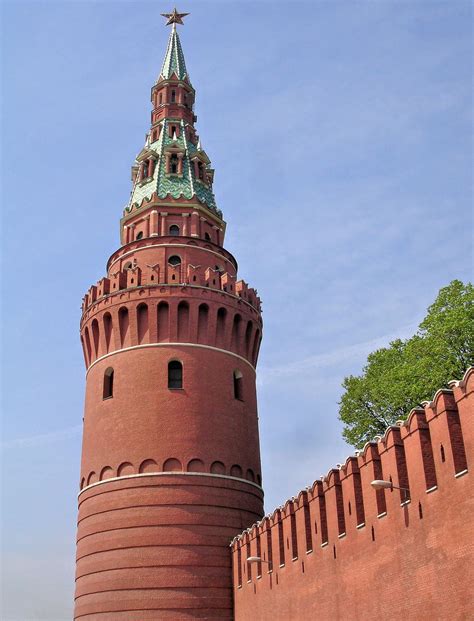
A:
[161,7,189,26]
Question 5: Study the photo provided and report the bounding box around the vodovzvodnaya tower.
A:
[75,9,264,620]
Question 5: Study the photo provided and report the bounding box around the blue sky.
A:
[1,1,472,618]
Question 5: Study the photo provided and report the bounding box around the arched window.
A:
[168,255,181,266]
[170,153,178,174]
[169,225,180,236]
[233,370,243,400]
[103,367,114,399]
[136,231,143,240]
[142,161,149,178]
[171,90,176,103]
[204,232,211,242]
[168,360,183,389]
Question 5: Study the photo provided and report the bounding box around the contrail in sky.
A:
[1,424,82,450]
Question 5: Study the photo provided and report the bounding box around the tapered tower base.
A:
[75,474,263,619]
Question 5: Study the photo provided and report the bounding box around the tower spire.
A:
[159,18,189,82]
[127,11,221,217]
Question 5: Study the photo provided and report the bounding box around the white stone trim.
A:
[109,242,235,272]
[86,342,256,375]
[78,470,263,498]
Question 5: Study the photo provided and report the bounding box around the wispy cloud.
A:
[258,322,417,385]
[1,425,82,451]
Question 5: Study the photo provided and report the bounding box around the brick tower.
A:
[74,11,264,620]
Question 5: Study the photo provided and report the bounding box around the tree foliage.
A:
[339,280,474,448]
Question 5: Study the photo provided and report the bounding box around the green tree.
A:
[339,280,474,448]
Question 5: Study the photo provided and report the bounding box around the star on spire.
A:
[161,7,189,26]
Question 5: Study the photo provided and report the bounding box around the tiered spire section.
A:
[159,23,188,81]
[126,15,220,217]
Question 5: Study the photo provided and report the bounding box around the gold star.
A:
[161,7,190,26]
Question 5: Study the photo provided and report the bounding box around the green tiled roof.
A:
[159,25,188,81]
[127,26,221,217]
[127,119,221,217]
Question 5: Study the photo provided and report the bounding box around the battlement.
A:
[80,277,263,369]
[82,268,261,316]
[231,368,473,620]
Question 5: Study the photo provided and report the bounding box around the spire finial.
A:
[161,7,189,26]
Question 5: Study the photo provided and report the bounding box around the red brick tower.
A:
[74,11,264,620]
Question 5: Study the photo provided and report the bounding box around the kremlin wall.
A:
[231,368,473,620]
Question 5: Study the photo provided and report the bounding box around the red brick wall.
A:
[232,368,474,621]
[75,204,265,619]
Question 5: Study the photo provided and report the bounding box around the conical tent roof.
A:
[159,25,189,82]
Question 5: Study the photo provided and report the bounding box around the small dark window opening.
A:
[233,370,243,400]
[152,130,158,142]
[302,562,305,574]
[193,275,197,282]
[205,232,211,241]
[333,545,336,559]
[168,254,181,266]
[150,275,154,281]
[143,161,149,178]
[170,154,178,174]
[168,360,183,389]
[136,231,143,240]
[159,93,163,104]
[198,161,204,179]
[103,368,114,399]
[171,90,176,103]
[371,526,375,541]
[348,501,352,516]
[169,225,180,237]
[418,502,423,519]
[440,444,446,463]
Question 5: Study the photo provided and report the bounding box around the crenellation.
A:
[402,408,438,493]
[232,370,473,612]
[126,265,141,288]
[424,390,468,478]
[81,266,260,315]
[340,456,366,529]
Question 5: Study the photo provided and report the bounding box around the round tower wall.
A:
[80,347,262,490]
